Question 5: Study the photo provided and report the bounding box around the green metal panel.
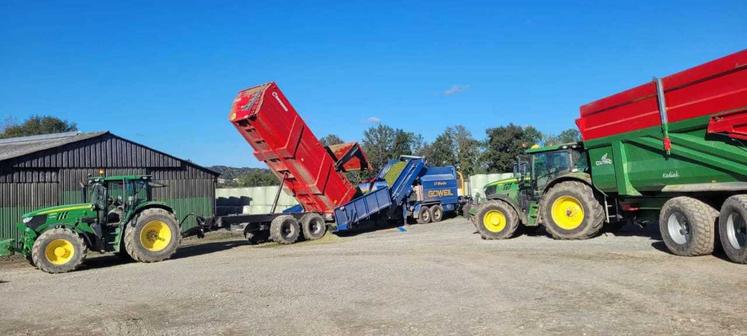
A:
[584,116,747,196]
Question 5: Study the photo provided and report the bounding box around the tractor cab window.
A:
[89,183,107,210]
[108,181,125,206]
[571,148,589,172]
[532,150,572,190]
[127,180,149,205]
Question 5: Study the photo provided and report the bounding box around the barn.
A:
[0,131,218,241]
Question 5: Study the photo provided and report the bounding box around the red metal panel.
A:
[577,50,747,140]
[229,82,357,214]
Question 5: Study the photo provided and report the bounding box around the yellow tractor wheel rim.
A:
[139,220,173,252]
[551,196,585,230]
[483,210,507,233]
[45,239,75,265]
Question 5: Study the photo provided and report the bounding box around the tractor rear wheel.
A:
[475,200,519,239]
[300,213,327,240]
[659,197,717,256]
[541,181,604,240]
[718,195,747,263]
[124,208,180,263]
[31,228,87,274]
[416,206,432,224]
[270,215,301,244]
[431,205,444,222]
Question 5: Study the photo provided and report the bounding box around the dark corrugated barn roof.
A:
[0,131,219,176]
[0,131,106,162]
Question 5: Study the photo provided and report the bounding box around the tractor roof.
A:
[525,142,583,154]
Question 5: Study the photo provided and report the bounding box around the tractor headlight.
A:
[22,217,32,224]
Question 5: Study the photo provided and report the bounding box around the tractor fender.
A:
[124,202,176,226]
[486,195,528,225]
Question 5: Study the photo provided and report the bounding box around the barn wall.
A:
[0,134,216,241]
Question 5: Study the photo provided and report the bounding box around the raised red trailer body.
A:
[229,82,358,214]
[576,49,747,140]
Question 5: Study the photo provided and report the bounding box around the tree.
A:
[481,124,543,173]
[425,125,482,175]
[319,134,344,147]
[543,128,581,146]
[0,115,78,139]
[237,169,279,187]
[361,124,423,170]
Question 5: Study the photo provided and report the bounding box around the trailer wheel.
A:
[270,215,301,244]
[659,197,717,256]
[124,208,180,263]
[475,200,519,239]
[718,195,747,263]
[431,205,444,222]
[541,181,604,240]
[301,213,327,240]
[31,228,87,274]
[416,206,432,224]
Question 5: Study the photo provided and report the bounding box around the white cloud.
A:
[443,84,470,96]
[366,116,381,124]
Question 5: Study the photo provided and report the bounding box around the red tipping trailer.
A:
[229,82,359,214]
[576,49,747,141]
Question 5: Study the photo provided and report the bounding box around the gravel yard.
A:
[1,217,745,336]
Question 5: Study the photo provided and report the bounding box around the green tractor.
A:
[471,143,608,240]
[0,175,182,273]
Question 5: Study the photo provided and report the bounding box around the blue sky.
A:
[1,1,745,167]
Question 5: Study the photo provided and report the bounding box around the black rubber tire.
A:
[659,197,718,257]
[474,200,519,240]
[300,213,327,240]
[416,206,432,224]
[124,208,180,263]
[718,195,747,263]
[114,250,133,260]
[270,215,301,244]
[431,205,444,222]
[541,181,605,240]
[31,228,87,274]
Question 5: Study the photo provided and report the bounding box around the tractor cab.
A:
[520,143,588,196]
[85,175,155,226]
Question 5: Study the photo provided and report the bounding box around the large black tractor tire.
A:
[300,213,327,241]
[541,181,605,240]
[718,195,747,263]
[431,205,444,222]
[416,206,433,224]
[475,200,519,240]
[659,197,718,257]
[124,208,180,263]
[31,228,87,274]
[270,215,301,244]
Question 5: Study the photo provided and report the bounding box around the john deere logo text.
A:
[595,153,612,166]
[428,189,454,197]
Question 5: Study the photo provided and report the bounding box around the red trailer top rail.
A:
[577,49,747,141]
[229,82,358,214]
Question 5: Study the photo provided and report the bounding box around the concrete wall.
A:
[216,186,298,215]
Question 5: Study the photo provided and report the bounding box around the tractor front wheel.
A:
[31,228,87,273]
[124,208,180,263]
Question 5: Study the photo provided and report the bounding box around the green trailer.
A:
[473,50,747,263]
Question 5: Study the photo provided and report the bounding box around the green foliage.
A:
[361,124,421,170]
[0,115,77,139]
[543,128,581,146]
[482,124,543,173]
[319,134,344,146]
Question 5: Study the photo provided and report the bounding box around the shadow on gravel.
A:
[173,239,249,259]
[334,217,410,237]
[74,239,250,272]
[650,240,733,262]
[0,280,7,284]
